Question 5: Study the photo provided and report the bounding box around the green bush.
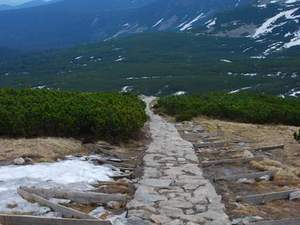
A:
[0,89,147,140]
[294,130,300,143]
[157,92,300,126]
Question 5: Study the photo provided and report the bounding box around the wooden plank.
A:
[17,188,97,219]
[194,141,226,149]
[109,173,133,179]
[250,218,300,225]
[20,187,128,205]
[236,189,300,205]
[202,157,263,167]
[251,144,284,152]
[215,171,275,182]
[0,214,111,225]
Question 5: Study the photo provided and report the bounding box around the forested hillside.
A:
[0,33,299,96]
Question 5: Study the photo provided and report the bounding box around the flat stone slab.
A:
[125,97,230,225]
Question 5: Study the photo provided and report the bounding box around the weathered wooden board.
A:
[109,173,133,179]
[18,189,95,219]
[194,141,226,149]
[0,214,111,225]
[17,188,96,219]
[236,190,299,205]
[215,171,275,182]
[251,144,284,152]
[20,187,127,205]
[202,157,263,167]
[250,218,300,225]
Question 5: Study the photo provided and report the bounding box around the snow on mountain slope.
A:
[201,0,300,55]
[0,0,253,49]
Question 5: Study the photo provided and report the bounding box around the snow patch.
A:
[220,59,232,63]
[121,86,133,93]
[153,18,164,28]
[0,158,114,214]
[253,8,299,38]
[173,91,186,96]
[229,86,252,94]
[180,13,205,31]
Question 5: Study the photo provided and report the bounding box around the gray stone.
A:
[125,216,154,225]
[186,209,195,215]
[232,216,264,225]
[159,199,193,209]
[141,178,173,188]
[184,153,198,162]
[135,186,167,204]
[107,201,122,209]
[179,214,206,224]
[160,206,184,218]
[150,215,172,224]
[144,167,161,178]
[13,157,26,165]
[289,191,300,200]
[165,219,183,225]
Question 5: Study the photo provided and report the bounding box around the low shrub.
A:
[0,89,147,140]
[157,92,300,126]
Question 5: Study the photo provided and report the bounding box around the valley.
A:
[0,33,299,96]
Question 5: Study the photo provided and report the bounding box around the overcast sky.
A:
[0,0,52,5]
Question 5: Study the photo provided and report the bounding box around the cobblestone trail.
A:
[125,97,230,225]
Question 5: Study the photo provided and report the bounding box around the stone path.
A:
[125,97,230,225]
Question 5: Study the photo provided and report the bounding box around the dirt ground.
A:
[0,124,150,168]
[176,116,300,222]
[0,137,86,164]
[195,116,300,176]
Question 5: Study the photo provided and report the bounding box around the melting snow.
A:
[241,73,257,77]
[153,18,164,28]
[115,56,125,62]
[74,56,83,60]
[125,76,161,80]
[284,29,300,48]
[289,88,300,97]
[220,59,232,63]
[121,86,133,93]
[173,91,187,96]
[206,18,216,28]
[229,86,252,94]
[253,8,299,38]
[180,13,205,31]
[0,158,114,214]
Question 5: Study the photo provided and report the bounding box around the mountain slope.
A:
[0,0,59,11]
[200,0,300,56]
[0,0,253,49]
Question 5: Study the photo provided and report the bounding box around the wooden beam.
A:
[20,187,128,205]
[109,173,133,179]
[236,189,300,205]
[0,214,111,225]
[194,141,226,149]
[249,218,300,225]
[251,144,284,152]
[202,157,263,167]
[214,171,275,182]
[17,188,96,219]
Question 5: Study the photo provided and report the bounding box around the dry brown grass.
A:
[0,137,86,163]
